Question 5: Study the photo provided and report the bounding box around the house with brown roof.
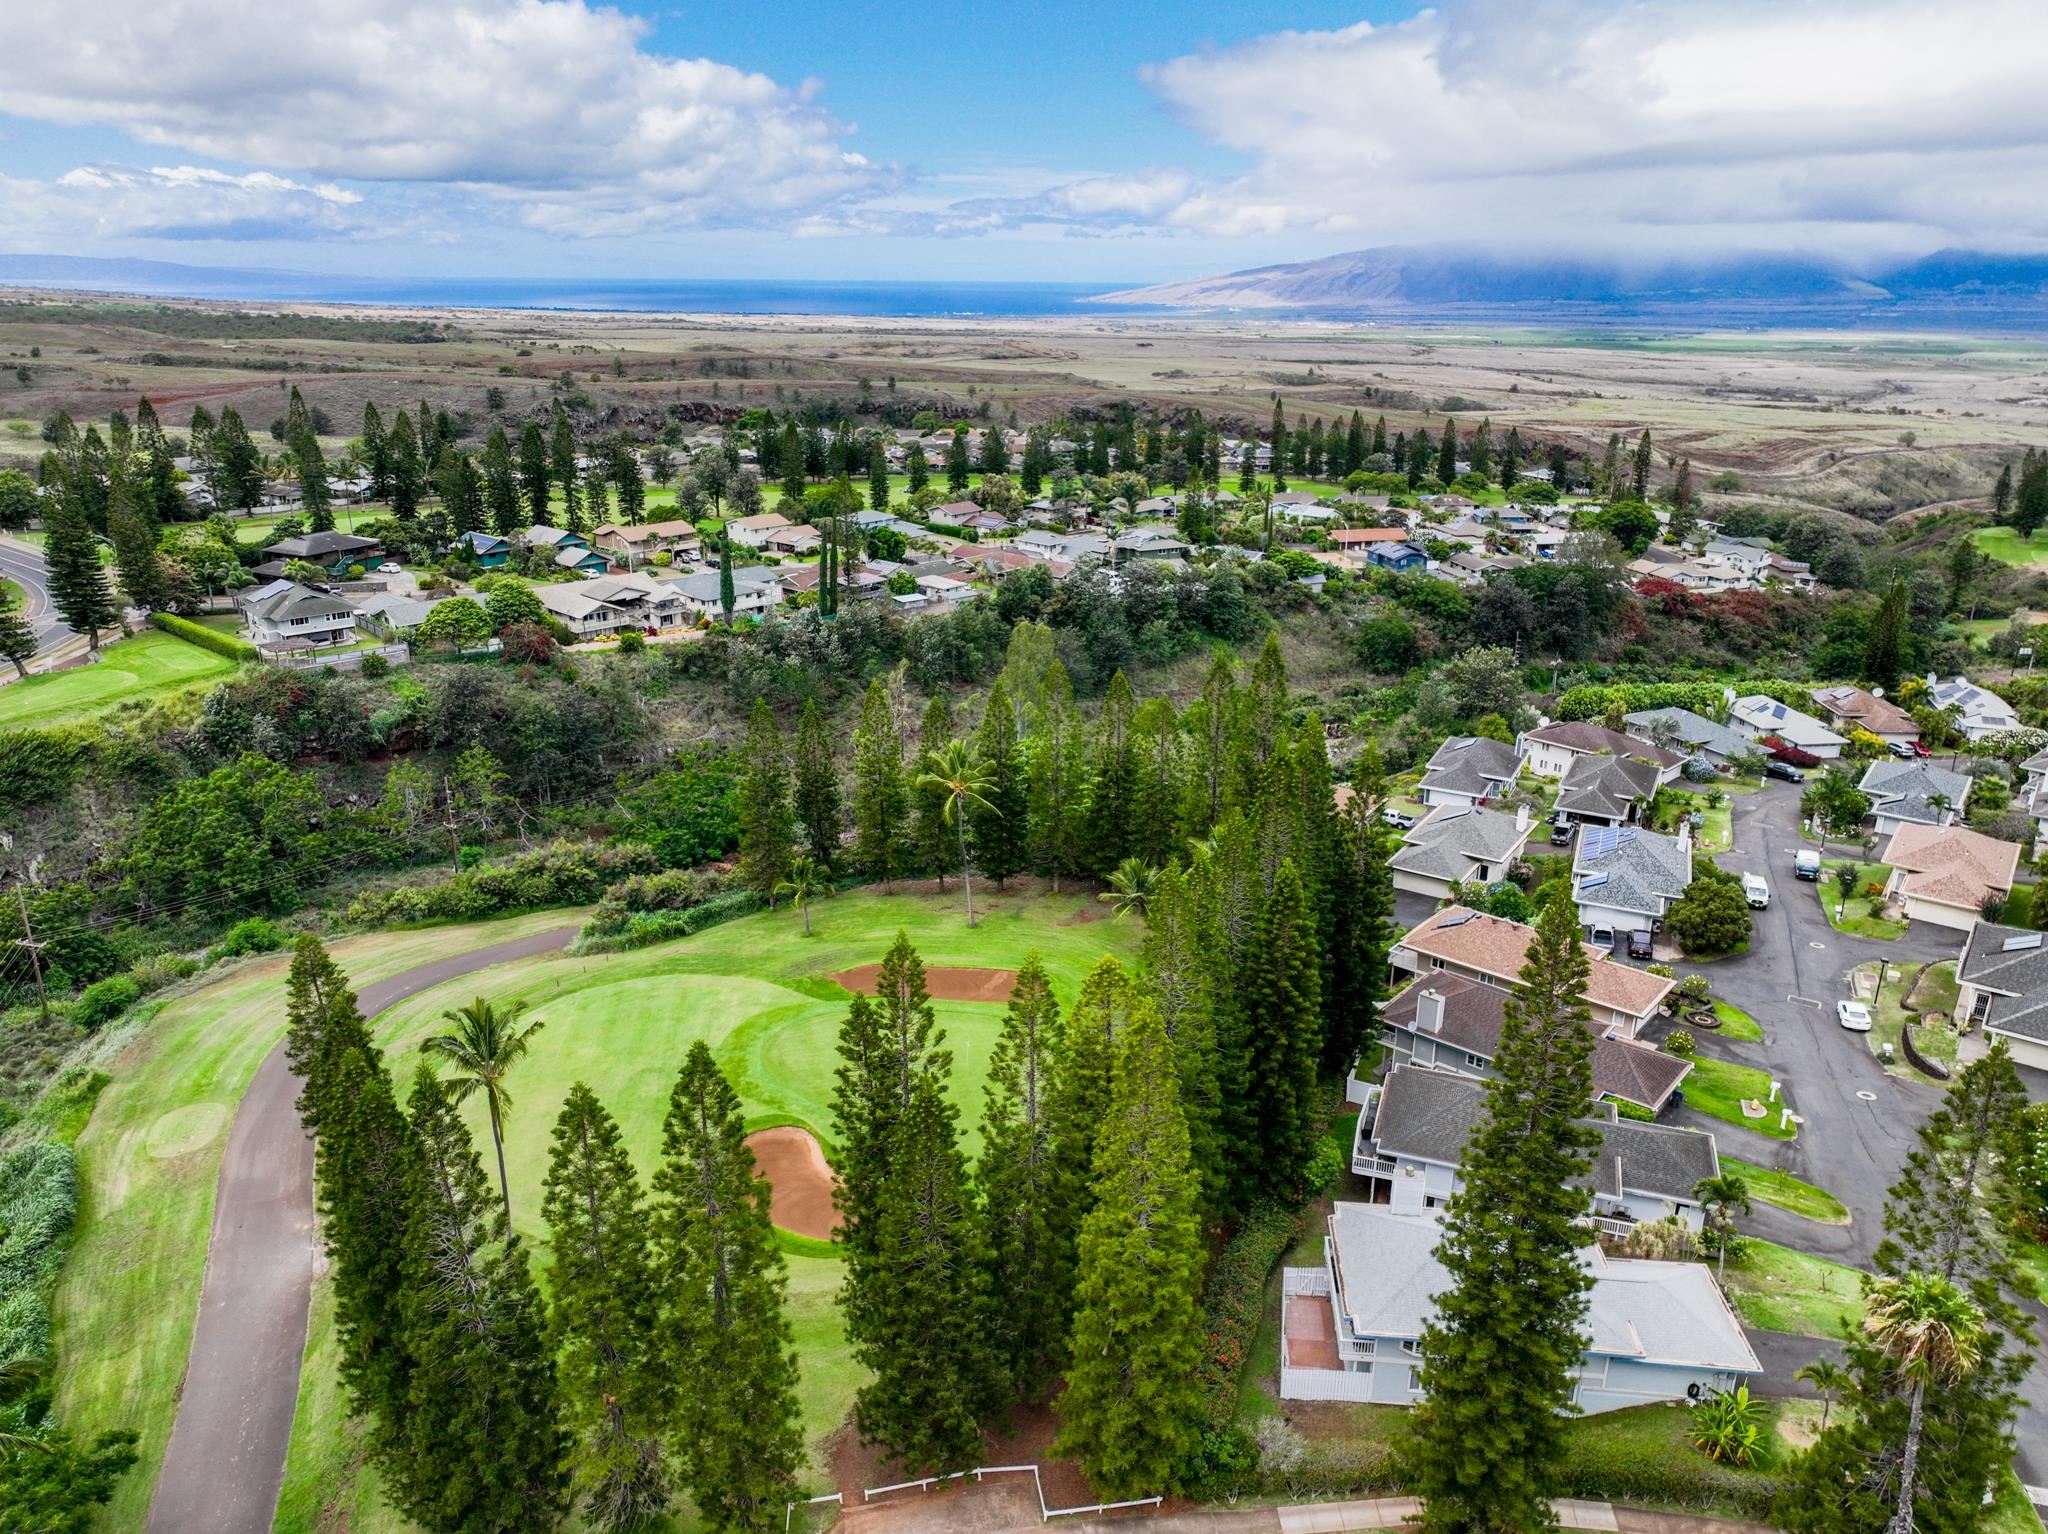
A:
[726,511,794,549]
[1881,823,2021,931]
[1378,974,1692,1113]
[1393,905,1675,1039]
[1811,684,1919,746]
[591,519,702,564]
[1518,721,1683,783]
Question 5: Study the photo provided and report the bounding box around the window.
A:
[1400,1339,1422,1357]
[1408,1366,1423,1392]
[1464,1052,1488,1070]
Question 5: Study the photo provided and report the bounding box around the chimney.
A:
[1516,803,1531,833]
[1677,818,1693,853]
[1418,988,1446,1035]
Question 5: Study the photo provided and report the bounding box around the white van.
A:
[1742,873,1771,909]
[1794,849,1821,881]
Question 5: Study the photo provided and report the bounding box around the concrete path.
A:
[143,924,582,1534]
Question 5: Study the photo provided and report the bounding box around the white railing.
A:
[1281,1362,1380,1402]
[844,1462,1162,1523]
[265,642,410,671]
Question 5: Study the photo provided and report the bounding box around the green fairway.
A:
[49,910,594,1534]
[1973,527,2048,567]
[0,628,237,729]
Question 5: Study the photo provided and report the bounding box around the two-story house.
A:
[236,579,359,650]
[1857,759,1970,836]
[672,565,786,622]
[1414,735,1524,808]
[591,519,701,565]
[1729,694,1846,758]
[1388,804,1535,901]
[725,512,796,550]
[531,572,688,638]
[1555,751,1665,827]
[1625,707,1751,770]
[1954,921,2048,1072]
[1811,684,1919,747]
[1927,675,2020,742]
[1519,722,1683,784]
[1393,905,1675,1039]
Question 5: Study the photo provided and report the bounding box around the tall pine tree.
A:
[790,697,843,872]
[970,679,1029,886]
[1140,863,1226,1216]
[1326,754,1395,1076]
[1401,894,1599,1534]
[1081,671,1138,875]
[1024,660,1088,891]
[42,467,121,648]
[850,679,907,887]
[1239,860,1321,1200]
[911,696,956,883]
[654,1045,805,1531]
[737,700,794,904]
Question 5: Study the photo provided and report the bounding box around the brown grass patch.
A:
[832,964,1018,1003]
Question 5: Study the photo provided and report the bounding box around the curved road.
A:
[0,534,73,649]
[144,924,581,1534]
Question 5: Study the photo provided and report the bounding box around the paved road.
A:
[1670,782,2047,1499]
[144,924,582,1534]
[0,534,72,650]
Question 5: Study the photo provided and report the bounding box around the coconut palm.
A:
[422,996,546,1216]
[915,737,996,928]
[1693,1172,1752,1284]
[1924,791,1954,824]
[1098,857,1160,920]
[1796,1357,1852,1433]
[775,855,828,937]
[1864,1271,1987,1534]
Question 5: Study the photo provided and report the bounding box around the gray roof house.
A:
[353,590,446,636]
[1625,707,1751,768]
[1857,759,1970,836]
[1389,803,1534,900]
[1519,721,1682,783]
[1377,974,1692,1112]
[1729,694,1846,758]
[1415,735,1524,808]
[1573,823,1695,936]
[671,565,784,622]
[2020,746,2048,841]
[1956,922,2048,1073]
[1555,752,1664,826]
[1280,1195,1755,1409]
[235,579,358,651]
[1927,675,2021,742]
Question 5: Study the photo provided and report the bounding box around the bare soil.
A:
[832,963,1019,1003]
[743,1125,840,1240]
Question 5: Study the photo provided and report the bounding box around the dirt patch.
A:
[1057,905,1106,925]
[744,1126,841,1241]
[828,1401,1099,1517]
[832,964,1018,1003]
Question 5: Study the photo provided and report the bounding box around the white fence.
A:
[264,641,410,671]
[817,1462,1162,1524]
[1279,1268,1380,1404]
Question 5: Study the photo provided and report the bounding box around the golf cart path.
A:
[144,923,582,1534]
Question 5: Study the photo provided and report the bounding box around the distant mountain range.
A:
[1092,246,2048,329]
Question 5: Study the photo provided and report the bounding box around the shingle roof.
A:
[1417,735,1524,800]
[1573,824,1694,919]
[1401,906,1675,1020]
[1524,721,1682,768]
[1388,804,1532,884]
[1958,921,2048,1044]
[1556,753,1662,821]
[1812,685,1918,738]
[1883,822,2021,910]
[1857,759,1970,827]
[1625,707,1749,763]
[1730,695,1846,750]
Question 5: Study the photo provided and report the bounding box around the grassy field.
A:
[50,910,592,1534]
[1818,860,1907,941]
[1857,959,1962,1077]
[0,627,237,729]
[263,886,1137,1528]
[1721,1240,1866,1339]
[1721,1157,1850,1224]
[1683,1054,1797,1139]
[1972,527,2048,567]
[1710,999,1765,1042]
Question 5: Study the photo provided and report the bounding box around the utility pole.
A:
[442,776,463,872]
[16,884,49,1021]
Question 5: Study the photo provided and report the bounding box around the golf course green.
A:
[53,884,1138,1532]
[0,627,237,730]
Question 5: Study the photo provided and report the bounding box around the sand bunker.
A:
[745,1127,841,1241]
[831,964,1018,1003]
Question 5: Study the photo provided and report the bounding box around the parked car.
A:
[1794,849,1821,881]
[1549,822,1573,847]
[1911,741,1931,757]
[1764,760,1806,784]
[1382,809,1415,831]
[1837,999,1873,1032]
[375,561,402,575]
[1626,930,1654,960]
[1742,873,1771,909]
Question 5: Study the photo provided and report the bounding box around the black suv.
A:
[1764,760,1806,784]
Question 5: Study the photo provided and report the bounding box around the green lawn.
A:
[50,910,593,1534]
[0,627,238,730]
[1972,526,2048,567]
[1859,959,1963,1077]
[1710,999,1765,1042]
[1721,1240,1867,1339]
[1999,881,2035,929]
[2015,1236,2048,1304]
[267,887,1135,1527]
[1818,860,1907,941]
[1721,1158,1850,1224]
[1683,1054,1797,1139]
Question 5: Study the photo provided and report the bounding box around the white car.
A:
[375,561,402,575]
[1836,1000,1873,1032]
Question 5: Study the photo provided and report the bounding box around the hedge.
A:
[1558,682,1728,722]
[1194,1200,1302,1429]
[345,840,662,927]
[0,1141,80,1366]
[572,889,764,954]
[1559,1435,1788,1519]
[149,610,259,662]
[71,974,141,1031]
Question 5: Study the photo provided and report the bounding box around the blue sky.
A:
[2,0,2044,285]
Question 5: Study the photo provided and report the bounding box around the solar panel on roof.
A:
[1580,872,1609,890]
[2001,932,2044,952]
[1438,911,1476,928]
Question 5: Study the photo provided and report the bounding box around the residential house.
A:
[1954,922,2048,1072]
[1881,822,2020,931]
[1811,685,1919,746]
[1928,675,2021,742]
[1729,694,1846,759]
[1857,759,1970,835]
[1440,549,1527,586]
[353,590,446,639]
[923,500,984,531]
[1352,1064,1716,1224]
[1329,527,1411,553]
[1701,537,1773,582]
[1365,541,1428,573]
[2018,745,2048,840]
[591,519,701,565]
[531,572,689,638]
[236,579,359,651]
[1113,530,1191,565]
[1414,735,1523,809]
[522,524,589,554]
[1519,722,1683,784]
[553,545,611,576]
[725,511,794,550]
[1555,752,1665,827]
[1764,553,1818,590]
[1573,823,1695,938]
[1393,905,1675,1039]
[1633,558,1746,594]
[763,523,822,557]
[263,530,381,575]
[915,574,975,607]
[1282,1200,1756,1408]
[1625,707,1752,769]
[671,565,785,623]
[1388,804,1534,901]
[1376,975,1692,1113]
[450,530,512,568]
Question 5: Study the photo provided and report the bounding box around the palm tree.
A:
[1796,1357,1852,1433]
[1924,791,1954,825]
[1098,857,1160,920]
[1864,1272,1987,1534]
[1694,1173,1752,1284]
[422,996,546,1216]
[915,737,996,928]
[0,1358,53,1455]
[775,855,828,937]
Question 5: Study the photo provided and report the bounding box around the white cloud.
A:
[1,164,385,243]
[0,0,888,232]
[973,0,2048,257]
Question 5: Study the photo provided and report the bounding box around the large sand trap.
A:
[745,1127,841,1241]
[831,963,1018,1003]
